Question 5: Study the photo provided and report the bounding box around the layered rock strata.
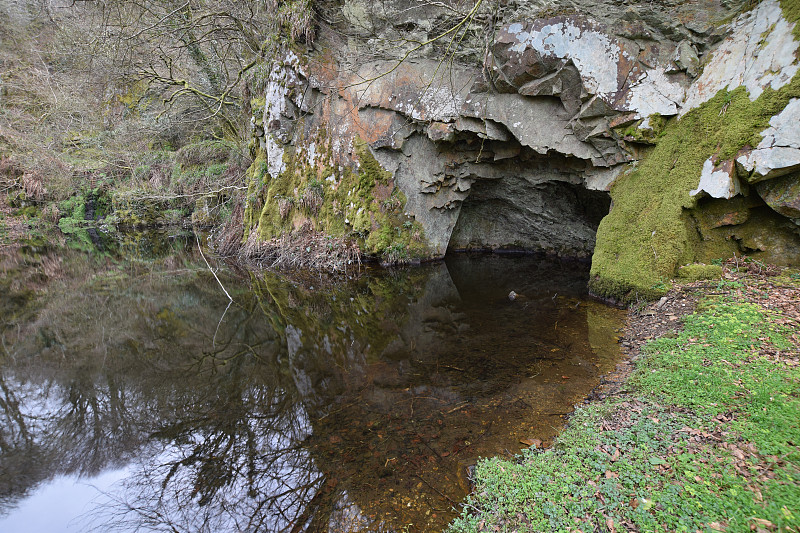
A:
[244,0,800,297]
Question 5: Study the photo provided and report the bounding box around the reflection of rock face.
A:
[380,263,462,360]
[0,244,625,532]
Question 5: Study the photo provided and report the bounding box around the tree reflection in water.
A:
[0,237,624,532]
[99,397,325,532]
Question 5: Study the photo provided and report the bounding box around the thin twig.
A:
[196,233,233,302]
[212,299,232,349]
[119,185,246,202]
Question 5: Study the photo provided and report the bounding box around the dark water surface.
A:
[0,232,625,532]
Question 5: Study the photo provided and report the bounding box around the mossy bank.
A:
[590,0,800,304]
[591,79,800,303]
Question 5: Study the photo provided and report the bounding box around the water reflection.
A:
[0,234,624,532]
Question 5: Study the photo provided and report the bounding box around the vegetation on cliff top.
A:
[0,0,314,240]
[452,263,800,532]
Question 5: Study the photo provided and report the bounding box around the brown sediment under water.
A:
[0,231,625,532]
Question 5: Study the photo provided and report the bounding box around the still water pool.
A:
[0,233,624,532]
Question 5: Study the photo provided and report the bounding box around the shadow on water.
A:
[0,230,625,532]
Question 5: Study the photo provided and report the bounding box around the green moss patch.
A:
[110,191,172,227]
[677,263,723,281]
[246,135,432,264]
[779,0,800,42]
[57,194,87,232]
[590,71,800,304]
[614,113,668,145]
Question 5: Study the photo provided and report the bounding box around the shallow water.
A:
[0,232,625,532]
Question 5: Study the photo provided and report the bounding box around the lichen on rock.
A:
[242,124,432,265]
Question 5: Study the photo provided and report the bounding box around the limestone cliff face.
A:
[245,0,800,293]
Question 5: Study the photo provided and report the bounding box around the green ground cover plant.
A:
[451,266,800,532]
[0,216,7,246]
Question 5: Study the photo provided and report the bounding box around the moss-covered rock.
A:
[677,263,723,281]
[613,114,668,145]
[755,171,800,221]
[244,133,433,264]
[590,72,800,304]
[191,194,224,227]
[111,191,170,227]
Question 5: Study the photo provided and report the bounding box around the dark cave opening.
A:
[447,175,611,259]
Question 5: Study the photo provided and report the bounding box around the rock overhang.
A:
[251,0,800,268]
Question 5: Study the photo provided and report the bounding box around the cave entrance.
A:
[447,175,611,259]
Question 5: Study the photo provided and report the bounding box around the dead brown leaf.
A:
[519,438,542,448]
